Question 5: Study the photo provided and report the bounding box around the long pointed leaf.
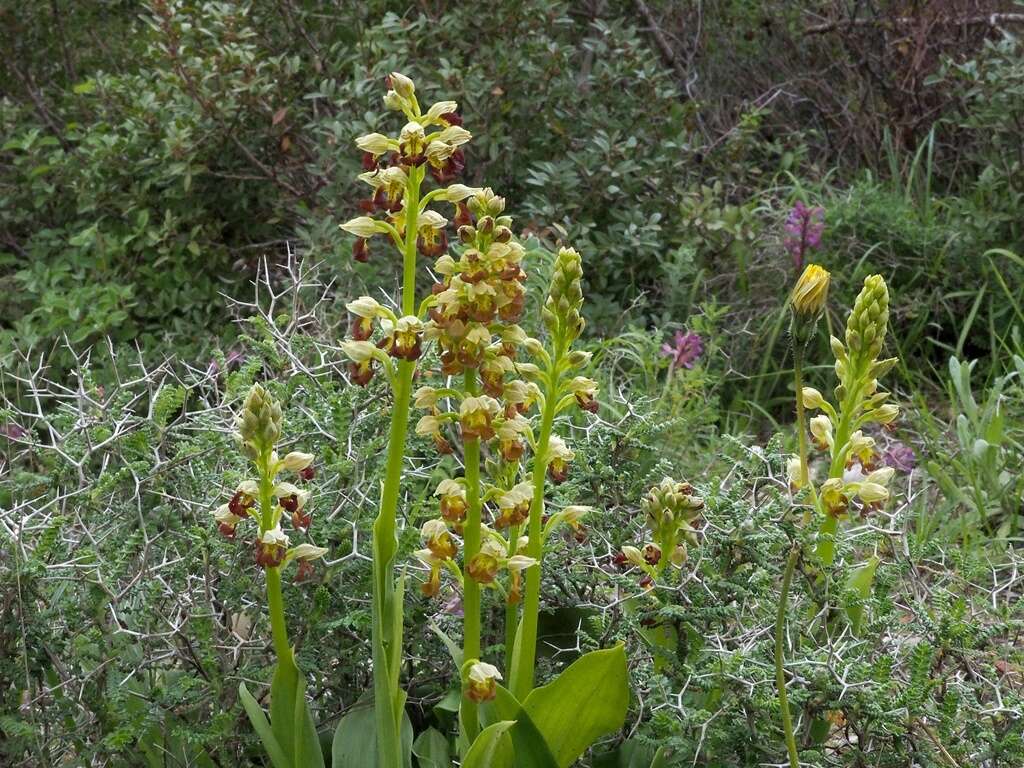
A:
[239,682,291,768]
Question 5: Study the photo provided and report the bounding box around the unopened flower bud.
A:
[567,350,592,368]
[340,216,384,238]
[671,544,688,566]
[856,482,889,504]
[355,133,393,156]
[802,387,826,410]
[873,404,899,424]
[621,545,644,568]
[281,451,314,472]
[786,456,803,490]
[443,183,481,202]
[790,263,831,318]
[388,72,415,100]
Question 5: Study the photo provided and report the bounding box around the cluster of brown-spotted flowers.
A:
[342,73,471,263]
[341,297,426,388]
[415,518,538,604]
[409,189,543,603]
[426,189,529,373]
[212,384,328,582]
[616,478,703,588]
[408,214,599,607]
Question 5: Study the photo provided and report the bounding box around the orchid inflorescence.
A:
[335,72,617,762]
[776,264,903,768]
[783,200,825,270]
[787,272,900,563]
[213,383,327,582]
[617,477,703,589]
[410,240,597,610]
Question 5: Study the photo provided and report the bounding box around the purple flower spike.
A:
[661,330,704,370]
[882,441,917,473]
[0,423,28,440]
[441,594,463,618]
[784,200,825,269]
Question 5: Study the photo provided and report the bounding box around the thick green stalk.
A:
[818,356,864,564]
[370,165,422,768]
[265,567,292,662]
[510,366,558,701]
[792,351,819,518]
[460,368,482,750]
[775,347,813,767]
[775,545,801,768]
[258,451,292,663]
[503,522,520,675]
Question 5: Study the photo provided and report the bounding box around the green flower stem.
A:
[819,358,865,565]
[265,566,292,662]
[775,544,801,768]
[257,448,292,663]
[370,164,423,768]
[461,367,483,751]
[503,522,520,675]
[774,345,814,768]
[510,364,559,701]
[792,349,818,518]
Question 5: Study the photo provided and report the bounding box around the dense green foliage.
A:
[2,2,1024,767]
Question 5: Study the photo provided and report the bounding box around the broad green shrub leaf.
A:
[331,701,413,768]
[463,721,516,768]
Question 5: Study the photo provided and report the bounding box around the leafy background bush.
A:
[2,1,1023,766]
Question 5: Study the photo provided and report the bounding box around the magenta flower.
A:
[783,200,825,269]
[882,442,917,473]
[661,330,704,370]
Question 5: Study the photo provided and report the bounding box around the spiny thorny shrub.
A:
[1,263,1022,766]
[0,254,677,765]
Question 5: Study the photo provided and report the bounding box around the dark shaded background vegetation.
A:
[4,1,1022,406]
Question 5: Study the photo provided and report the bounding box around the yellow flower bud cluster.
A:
[792,273,903,565]
[216,384,327,582]
[617,478,703,586]
[543,247,586,344]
